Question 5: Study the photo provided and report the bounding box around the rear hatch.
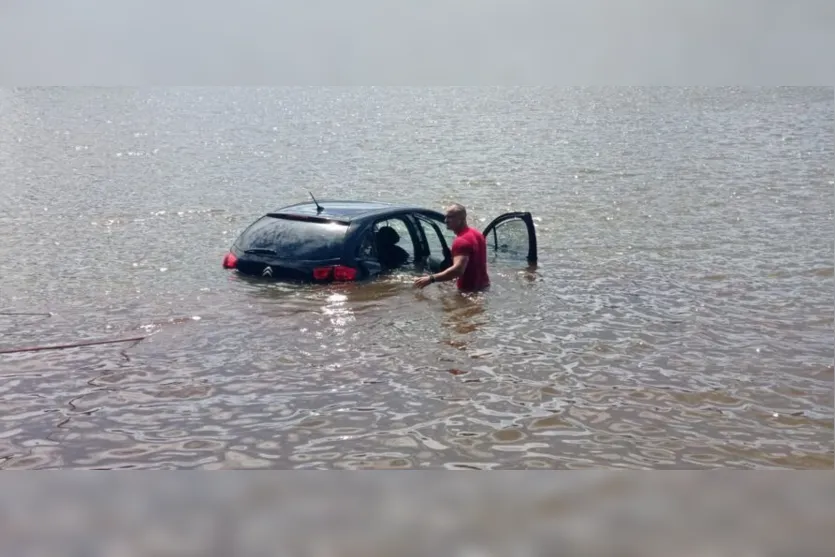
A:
[232,214,349,280]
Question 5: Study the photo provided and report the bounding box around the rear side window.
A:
[235,216,348,260]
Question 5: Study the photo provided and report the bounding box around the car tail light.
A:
[313,266,357,281]
[333,265,357,281]
[222,252,238,269]
[313,267,333,280]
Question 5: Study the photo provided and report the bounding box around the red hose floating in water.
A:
[0,336,147,355]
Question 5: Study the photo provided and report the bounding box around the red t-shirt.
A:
[451,226,490,291]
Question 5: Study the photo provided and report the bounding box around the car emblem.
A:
[262,266,273,277]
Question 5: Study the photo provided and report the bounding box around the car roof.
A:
[271,200,435,223]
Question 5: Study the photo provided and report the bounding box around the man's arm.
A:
[432,254,469,282]
[413,254,469,289]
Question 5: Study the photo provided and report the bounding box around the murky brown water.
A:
[1,87,832,469]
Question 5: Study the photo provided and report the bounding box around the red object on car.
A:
[222,252,238,269]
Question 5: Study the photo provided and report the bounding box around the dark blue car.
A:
[222,198,537,283]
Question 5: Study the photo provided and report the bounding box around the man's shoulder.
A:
[451,231,475,254]
[453,229,479,244]
[465,227,486,245]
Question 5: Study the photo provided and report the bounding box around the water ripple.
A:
[1,87,832,469]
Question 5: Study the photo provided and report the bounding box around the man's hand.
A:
[413,275,434,289]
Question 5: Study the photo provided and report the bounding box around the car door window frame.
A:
[412,213,452,264]
[482,211,538,264]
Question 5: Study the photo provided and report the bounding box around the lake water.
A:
[1,87,832,469]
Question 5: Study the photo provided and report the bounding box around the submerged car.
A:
[222,197,537,283]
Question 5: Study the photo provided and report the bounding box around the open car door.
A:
[482,211,537,264]
[412,213,453,273]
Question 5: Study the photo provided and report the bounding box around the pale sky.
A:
[0,0,832,84]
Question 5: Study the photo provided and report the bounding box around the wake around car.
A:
[222,196,537,283]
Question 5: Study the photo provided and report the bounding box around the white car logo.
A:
[262,266,273,277]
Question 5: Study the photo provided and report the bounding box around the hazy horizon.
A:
[1,0,832,83]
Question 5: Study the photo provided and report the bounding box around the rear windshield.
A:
[235,215,348,260]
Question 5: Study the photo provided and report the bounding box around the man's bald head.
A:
[445,203,466,217]
[444,203,468,232]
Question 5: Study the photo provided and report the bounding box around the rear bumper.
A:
[235,259,312,281]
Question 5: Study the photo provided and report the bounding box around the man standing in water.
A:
[414,203,490,292]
